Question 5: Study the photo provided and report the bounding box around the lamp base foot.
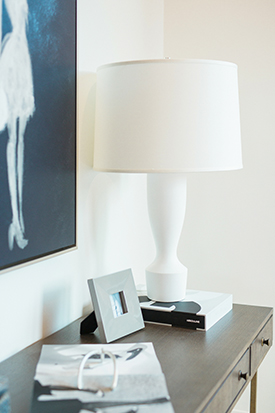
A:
[146,268,188,302]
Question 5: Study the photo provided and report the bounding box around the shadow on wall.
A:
[77,71,151,304]
[78,72,97,169]
[89,173,130,274]
[42,285,71,337]
[78,71,134,280]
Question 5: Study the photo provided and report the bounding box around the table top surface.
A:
[0,303,273,413]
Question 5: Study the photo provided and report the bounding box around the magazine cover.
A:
[30,343,174,413]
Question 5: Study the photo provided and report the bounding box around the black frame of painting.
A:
[0,0,77,272]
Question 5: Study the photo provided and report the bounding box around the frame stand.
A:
[80,311,97,335]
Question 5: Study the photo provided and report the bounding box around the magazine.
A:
[30,342,174,413]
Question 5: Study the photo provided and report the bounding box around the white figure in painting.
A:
[0,0,35,250]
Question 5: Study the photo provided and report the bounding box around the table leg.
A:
[250,371,257,413]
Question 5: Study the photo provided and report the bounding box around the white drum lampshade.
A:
[94,59,242,302]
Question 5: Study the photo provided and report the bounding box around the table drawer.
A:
[251,316,273,376]
[202,349,250,413]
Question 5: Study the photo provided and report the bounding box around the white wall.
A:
[0,0,163,363]
[164,1,275,412]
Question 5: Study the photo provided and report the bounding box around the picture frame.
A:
[88,269,145,343]
[0,0,77,272]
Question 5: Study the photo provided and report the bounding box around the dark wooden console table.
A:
[0,304,272,413]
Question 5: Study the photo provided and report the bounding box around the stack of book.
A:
[139,289,232,331]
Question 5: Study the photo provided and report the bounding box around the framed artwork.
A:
[88,269,145,343]
[0,0,76,271]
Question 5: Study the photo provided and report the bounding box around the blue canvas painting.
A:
[0,0,76,271]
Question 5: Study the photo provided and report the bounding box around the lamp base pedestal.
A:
[146,267,188,302]
[146,173,188,303]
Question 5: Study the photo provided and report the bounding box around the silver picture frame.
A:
[88,269,145,343]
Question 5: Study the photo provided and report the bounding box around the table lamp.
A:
[93,59,242,302]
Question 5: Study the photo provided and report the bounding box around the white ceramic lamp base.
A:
[146,173,188,302]
[146,269,188,302]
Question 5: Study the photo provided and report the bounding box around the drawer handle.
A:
[261,338,270,346]
[238,371,248,381]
